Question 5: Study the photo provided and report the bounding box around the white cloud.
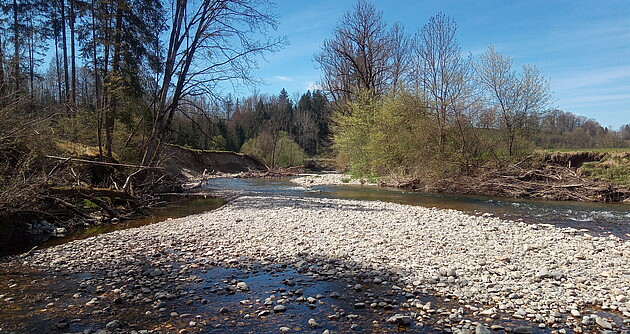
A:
[273,75,294,82]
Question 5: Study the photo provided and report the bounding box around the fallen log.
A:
[45,155,164,170]
[49,186,134,200]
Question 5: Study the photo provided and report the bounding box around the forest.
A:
[1,0,629,215]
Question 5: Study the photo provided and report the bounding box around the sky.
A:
[247,0,630,129]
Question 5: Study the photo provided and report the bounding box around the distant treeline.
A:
[537,110,630,150]
[169,89,332,168]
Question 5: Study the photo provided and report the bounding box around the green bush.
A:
[241,131,305,168]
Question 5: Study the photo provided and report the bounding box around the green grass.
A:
[543,148,630,153]
[579,153,630,186]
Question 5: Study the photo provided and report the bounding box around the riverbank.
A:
[2,194,628,333]
[294,151,630,203]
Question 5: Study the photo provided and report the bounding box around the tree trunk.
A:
[69,0,77,108]
[60,0,70,112]
[12,0,20,96]
[0,34,6,100]
[92,0,103,160]
[105,4,124,159]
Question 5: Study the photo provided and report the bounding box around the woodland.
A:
[0,0,629,229]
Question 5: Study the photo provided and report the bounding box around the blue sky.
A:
[249,0,630,129]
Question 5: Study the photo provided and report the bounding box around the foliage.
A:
[240,131,305,168]
[334,89,459,178]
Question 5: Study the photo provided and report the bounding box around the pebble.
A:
[273,305,287,313]
[475,324,491,334]
[595,316,613,330]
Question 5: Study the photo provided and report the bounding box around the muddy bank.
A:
[162,145,268,181]
[2,194,629,333]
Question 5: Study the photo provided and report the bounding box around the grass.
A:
[579,153,630,186]
[543,148,630,153]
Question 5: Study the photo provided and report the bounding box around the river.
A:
[204,177,630,239]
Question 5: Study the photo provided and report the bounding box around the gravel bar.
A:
[16,194,630,332]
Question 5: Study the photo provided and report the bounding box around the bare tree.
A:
[142,0,285,166]
[476,46,551,156]
[315,0,405,113]
[413,12,475,152]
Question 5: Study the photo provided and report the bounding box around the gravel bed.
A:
[293,173,377,186]
[13,194,630,332]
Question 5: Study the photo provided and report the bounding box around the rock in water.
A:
[386,314,412,326]
[475,324,491,334]
[308,318,319,328]
[595,316,613,330]
[105,319,123,330]
[236,282,249,291]
[274,305,287,313]
[513,326,535,334]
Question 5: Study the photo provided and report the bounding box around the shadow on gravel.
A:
[0,253,585,334]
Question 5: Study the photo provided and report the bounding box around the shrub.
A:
[241,131,305,168]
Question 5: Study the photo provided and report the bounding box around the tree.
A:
[315,0,405,113]
[142,0,285,166]
[413,12,474,153]
[476,46,551,156]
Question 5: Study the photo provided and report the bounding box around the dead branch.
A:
[44,155,165,169]
[49,186,134,200]
[90,198,118,218]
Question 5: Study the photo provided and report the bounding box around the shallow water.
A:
[205,177,630,239]
[0,196,225,257]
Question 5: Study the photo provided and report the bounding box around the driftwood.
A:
[43,195,94,219]
[90,198,118,218]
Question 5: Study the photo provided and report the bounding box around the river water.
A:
[204,177,630,239]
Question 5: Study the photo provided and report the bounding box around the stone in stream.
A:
[475,324,491,334]
[513,326,535,334]
[149,269,163,277]
[308,318,319,328]
[236,281,249,291]
[595,316,613,330]
[105,319,123,330]
[274,305,287,313]
[386,314,412,326]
